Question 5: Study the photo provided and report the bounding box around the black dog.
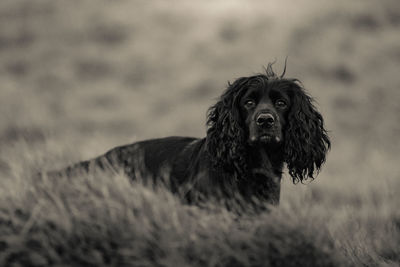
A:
[48,64,330,206]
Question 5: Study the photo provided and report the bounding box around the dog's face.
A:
[239,80,290,145]
[207,70,330,183]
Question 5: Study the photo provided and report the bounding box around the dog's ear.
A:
[284,82,330,183]
[206,77,249,178]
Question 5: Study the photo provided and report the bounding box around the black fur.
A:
[47,64,330,206]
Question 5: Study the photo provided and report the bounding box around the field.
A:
[0,0,399,266]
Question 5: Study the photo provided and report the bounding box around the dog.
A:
[47,64,330,207]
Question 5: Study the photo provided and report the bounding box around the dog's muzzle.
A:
[249,111,282,144]
[256,112,275,128]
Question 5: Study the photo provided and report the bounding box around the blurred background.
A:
[0,0,399,214]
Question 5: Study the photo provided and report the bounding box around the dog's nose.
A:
[256,113,275,128]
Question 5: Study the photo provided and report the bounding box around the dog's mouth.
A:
[248,117,283,145]
[260,134,279,142]
[249,131,282,144]
[260,133,281,143]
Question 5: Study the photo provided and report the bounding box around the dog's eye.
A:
[275,99,287,108]
[244,100,256,108]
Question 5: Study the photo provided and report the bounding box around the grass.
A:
[0,145,346,267]
[0,0,399,266]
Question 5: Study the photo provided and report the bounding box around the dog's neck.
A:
[239,143,284,205]
[248,143,284,175]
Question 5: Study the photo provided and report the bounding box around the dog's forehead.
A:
[245,79,291,97]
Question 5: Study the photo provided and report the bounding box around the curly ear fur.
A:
[284,82,331,183]
[206,77,249,179]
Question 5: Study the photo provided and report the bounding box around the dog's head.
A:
[206,64,330,183]
[238,76,289,146]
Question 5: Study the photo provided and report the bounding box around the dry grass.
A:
[1,155,345,266]
[0,0,399,266]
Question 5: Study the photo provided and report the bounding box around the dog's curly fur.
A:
[48,64,330,206]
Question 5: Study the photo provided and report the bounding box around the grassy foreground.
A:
[0,161,343,267]
[0,140,398,266]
